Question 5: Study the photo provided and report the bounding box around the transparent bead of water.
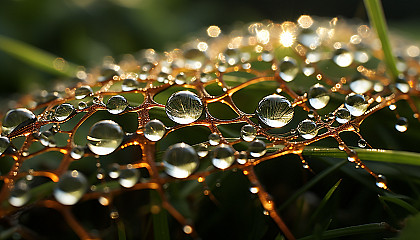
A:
[157,72,169,83]
[118,168,140,188]
[395,117,408,132]
[54,103,75,121]
[335,108,351,124]
[0,136,10,156]
[98,67,119,82]
[78,101,88,110]
[106,95,128,114]
[144,119,166,141]
[241,124,257,142]
[298,29,320,48]
[87,120,124,155]
[308,83,330,109]
[376,174,387,189]
[297,119,318,139]
[279,57,299,82]
[237,151,248,165]
[122,78,138,91]
[184,48,207,70]
[165,91,203,124]
[306,51,322,63]
[307,110,315,119]
[302,63,315,76]
[39,131,55,147]
[217,61,229,72]
[358,139,367,148]
[75,86,93,99]
[108,163,120,179]
[212,144,235,169]
[208,133,221,146]
[139,62,154,80]
[70,146,85,159]
[333,48,353,67]
[200,72,215,83]
[248,140,267,157]
[53,170,88,205]
[344,93,368,116]
[395,76,410,93]
[350,78,373,94]
[261,51,274,62]
[2,108,35,135]
[163,143,199,178]
[223,48,240,66]
[256,95,294,128]
[8,180,30,207]
[196,143,209,158]
[175,72,187,85]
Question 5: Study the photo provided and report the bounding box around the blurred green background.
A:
[1,0,420,101]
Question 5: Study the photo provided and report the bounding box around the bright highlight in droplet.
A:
[279,31,295,47]
[298,15,313,29]
[207,25,221,38]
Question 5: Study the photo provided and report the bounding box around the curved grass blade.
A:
[379,195,419,215]
[309,179,342,223]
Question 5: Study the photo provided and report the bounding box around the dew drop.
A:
[261,50,274,62]
[144,119,166,141]
[333,48,353,67]
[106,95,128,114]
[297,119,318,139]
[308,83,330,109]
[344,93,368,117]
[395,76,410,93]
[376,174,387,189]
[54,103,75,121]
[256,95,294,128]
[87,120,124,155]
[175,72,187,85]
[279,57,299,82]
[241,124,257,142]
[183,225,193,234]
[208,133,221,146]
[350,78,373,94]
[163,143,199,178]
[122,78,138,91]
[53,170,88,205]
[70,146,85,159]
[395,117,408,132]
[196,143,209,158]
[248,140,266,157]
[249,184,259,194]
[0,136,10,156]
[298,29,320,48]
[75,86,93,99]
[2,108,35,135]
[358,139,367,148]
[157,72,169,83]
[139,62,154,80]
[302,63,315,76]
[165,91,203,124]
[118,168,140,188]
[78,101,88,110]
[108,163,120,179]
[39,131,55,147]
[98,67,119,82]
[212,144,235,169]
[237,151,248,165]
[223,48,240,66]
[184,48,208,70]
[335,108,351,124]
[200,72,215,83]
[8,180,30,207]
[110,211,119,219]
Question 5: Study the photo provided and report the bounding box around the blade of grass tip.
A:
[379,195,419,215]
[309,179,342,224]
[364,0,399,79]
[0,34,79,77]
[150,190,170,240]
[298,222,389,240]
[278,160,346,211]
[117,220,127,240]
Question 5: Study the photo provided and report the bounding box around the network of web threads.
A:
[0,15,419,239]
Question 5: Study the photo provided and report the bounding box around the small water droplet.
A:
[8,180,30,207]
[2,108,35,135]
[347,151,357,162]
[144,119,166,141]
[256,95,294,128]
[108,163,120,179]
[122,77,139,91]
[175,72,187,85]
[345,93,368,117]
[237,151,248,165]
[0,136,10,156]
[53,170,88,205]
[335,108,351,124]
[212,144,235,169]
[118,168,140,188]
[183,225,193,234]
[98,67,119,82]
[302,63,315,76]
[196,143,209,158]
[223,48,240,65]
[200,72,215,83]
[70,146,85,159]
[54,103,75,121]
[333,48,353,67]
[106,95,128,114]
[78,101,88,110]
[208,133,221,146]
[39,131,55,147]
[261,50,273,62]
[241,124,257,142]
[395,117,408,132]
[248,140,266,157]
[110,210,119,219]
[350,78,373,94]
[87,120,124,155]
[165,91,204,124]
[279,57,299,82]
[308,83,330,109]
[249,184,259,194]
[358,139,367,148]
[184,48,208,70]
[395,76,410,93]
[139,62,154,80]
[338,143,345,151]
[376,174,387,189]
[75,86,93,99]
[299,29,320,48]
[163,143,199,178]
[297,119,318,139]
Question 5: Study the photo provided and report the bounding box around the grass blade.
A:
[379,195,419,215]
[150,190,170,240]
[310,179,342,223]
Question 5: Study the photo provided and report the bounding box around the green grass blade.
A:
[117,220,127,240]
[310,179,342,223]
[0,34,79,77]
[364,0,399,79]
[150,190,170,240]
[379,195,419,215]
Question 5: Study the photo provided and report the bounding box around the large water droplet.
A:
[54,103,75,121]
[308,83,330,109]
[8,180,30,207]
[0,136,10,156]
[298,29,320,48]
[248,140,266,157]
[163,143,199,178]
[75,86,93,99]
[241,124,257,142]
[144,119,166,141]
[335,108,351,124]
[165,91,203,124]
[106,95,128,114]
[344,93,368,116]
[184,48,208,69]
[87,120,124,155]
[395,117,408,132]
[53,170,88,205]
[349,78,373,94]
[333,48,353,67]
[212,144,235,169]
[279,57,299,82]
[118,168,140,188]
[256,95,294,128]
[297,119,318,139]
[2,108,36,135]
[122,77,139,91]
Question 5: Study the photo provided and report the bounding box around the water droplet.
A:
[184,48,207,69]
[297,119,318,139]
[98,67,119,82]
[223,48,240,65]
[335,108,351,124]
[53,170,88,205]
[39,131,55,147]
[347,151,357,162]
[87,120,124,155]
[110,211,119,219]
[144,119,166,141]
[237,151,248,164]
[395,117,408,132]
[183,225,193,234]
[302,63,315,76]
[122,77,138,91]
[345,93,368,116]
[333,48,353,67]
[212,144,235,169]
[139,62,154,80]
[70,146,85,159]
[106,95,128,114]
[75,86,93,99]
[108,163,120,179]
[175,72,187,85]
[0,136,10,156]
[249,184,259,194]
[308,83,330,109]
[248,140,266,157]
[298,29,320,48]
[261,50,274,62]
[350,78,373,94]
[78,101,88,110]
[8,180,30,207]
[196,143,209,158]
[54,103,75,121]
[118,168,140,188]
[200,72,215,83]
[279,57,299,82]
[165,91,203,124]
[96,168,105,180]
[163,143,199,178]
[376,174,387,189]
[2,108,35,135]
[358,139,367,148]
[157,72,169,83]
[208,133,221,146]
[395,76,410,93]
[241,124,257,142]
[256,95,294,128]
